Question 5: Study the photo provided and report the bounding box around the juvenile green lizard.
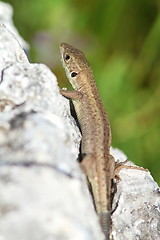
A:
[60,43,114,239]
[59,43,146,239]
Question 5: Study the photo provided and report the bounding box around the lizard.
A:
[59,43,114,239]
[59,43,147,239]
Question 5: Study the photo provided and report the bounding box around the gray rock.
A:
[110,149,160,240]
[0,1,29,50]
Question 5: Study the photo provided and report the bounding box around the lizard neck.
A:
[74,70,99,97]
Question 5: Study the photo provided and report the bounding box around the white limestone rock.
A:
[0,23,28,74]
[0,1,29,50]
[111,148,160,240]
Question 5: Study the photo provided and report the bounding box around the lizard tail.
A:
[99,211,111,240]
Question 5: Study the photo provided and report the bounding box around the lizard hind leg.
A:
[81,154,112,240]
[79,153,96,177]
[114,159,148,180]
[79,153,97,210]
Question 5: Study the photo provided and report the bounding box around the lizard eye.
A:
[71,72,77,77]
[65,54,70,61]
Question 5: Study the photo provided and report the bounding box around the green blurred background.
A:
[3,0,160,184]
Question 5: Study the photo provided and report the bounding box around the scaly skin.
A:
[59,43,115,239]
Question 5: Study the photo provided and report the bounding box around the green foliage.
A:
[3,0,160,184]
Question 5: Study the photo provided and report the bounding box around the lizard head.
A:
[60,43,92,89]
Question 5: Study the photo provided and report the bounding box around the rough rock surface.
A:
[0,1,29,50]
[0,4,160,240]
[110,149,160,240]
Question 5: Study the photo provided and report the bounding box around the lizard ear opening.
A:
[71,72,77,77]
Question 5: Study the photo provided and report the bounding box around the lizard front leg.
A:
[60,89,83,100]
